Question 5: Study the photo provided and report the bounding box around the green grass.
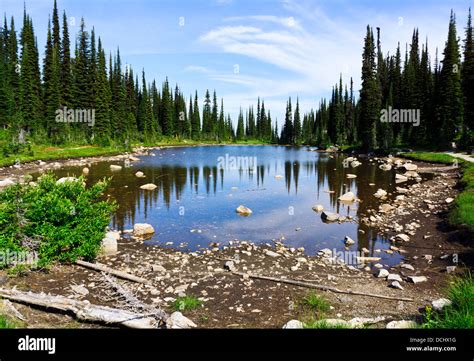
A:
[0,314,18,329]
[171,296,203,312]
[300,292,331,314]
[400,151,461,165]
[401,151,474,230]
[303,319,349,329]
[422,272,474,329]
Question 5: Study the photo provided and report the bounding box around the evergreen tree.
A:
[93,38,111,140]
[462,8,474,145]
[359,26,379,151]
[438,11,463,147]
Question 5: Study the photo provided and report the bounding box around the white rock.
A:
[377,269,389,278]
[265,250,281,258]
[133,223,155,237]
[403,163,418,171]
[390,281,404,290]
[396,174,408,182]
[166,312,197,329]
[396,187,409,194]
[432,298,452,311]
[395,234,410,242]
[110,165,122,171]
[387,274,403,282]
[70,284,89,296]
[0,179,15,188]
[236,205,253,216]
[351,161,362,168]
[282,320,304,329]
[386,320,417,329]
[445,198,454,204]
[401,264,415,271]
[346,174,357,179]
[82,167,90,175]
[344,236,356,246]
[312,205,324,213]
[374,189,387,198]
[56,177,79,185]
[100,231,120,256]
[321,211,340,222]
[339,192,356,203]
[379,164,392,171]
[408,276,428,284]
[140,183,158,190]
[135,171,146,178]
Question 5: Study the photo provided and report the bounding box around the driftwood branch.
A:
[101,273,168,323]
[0,288,158,328]
[231,271,414,302]
[75,260,150,284]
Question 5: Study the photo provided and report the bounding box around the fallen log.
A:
[231,271,414,302]
[75,260,150,284]
[0,288,158,328]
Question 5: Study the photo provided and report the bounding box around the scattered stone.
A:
[446,266,457,274]
[224,261,237,272]
[387,274,403,282]
[390,281,404,290]
[346,174,357,179]
[344,236,356,246]
[445,198,454,204]
[82,167,90,175]
[403,163,418,171]
[282,320,304,329]
[432,298,452,311]
[395,174,408,182]
[377,269,389,278]
[140,183,158,190]
[394,234,410,242]
[374,189,387,198]
[386,320,417,329]
[151,264,166,273]
[408,276,428,284]
[312,205,324,213]
[379,204,394,213]
[167,312,197,329]
[321,211,340,222]
[56,177,79,185]
[236,205,253,216]
[133,223,155,237]
[135,171,146,178]
[110,165,122,171]
[400,264,415,271]
[265,250,281,258]
[338,192,356,203]
[100,231,120,256]
[379,164,392,171]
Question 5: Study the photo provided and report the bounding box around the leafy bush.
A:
[0,174,116,267]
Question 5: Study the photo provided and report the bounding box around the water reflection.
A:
[38,146,406,265]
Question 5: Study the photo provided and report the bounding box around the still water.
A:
[43,146,408,265]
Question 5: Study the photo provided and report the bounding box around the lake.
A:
[40,145,409,266]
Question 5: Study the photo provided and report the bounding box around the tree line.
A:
[0,2,472,151]
[280,8,473,151]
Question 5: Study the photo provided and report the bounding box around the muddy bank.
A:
[0,156,472,329]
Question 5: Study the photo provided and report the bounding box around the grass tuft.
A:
[171,296,203,312]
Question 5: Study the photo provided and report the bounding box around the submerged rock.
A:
[100,231,120,256]
[110,165,122,171]
[236,205,253,216]
[344,236,356,246]
[312,205,324,213]
[140,183,157,190]
[321,211,340,222]
[339,192,356,203]
[135,171,146,178]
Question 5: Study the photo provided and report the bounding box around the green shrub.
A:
[0,174,116,267]
[172,296,203,312]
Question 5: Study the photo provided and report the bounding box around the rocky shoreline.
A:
[0,150,472,329]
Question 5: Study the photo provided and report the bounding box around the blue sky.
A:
[1,0,473,124]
